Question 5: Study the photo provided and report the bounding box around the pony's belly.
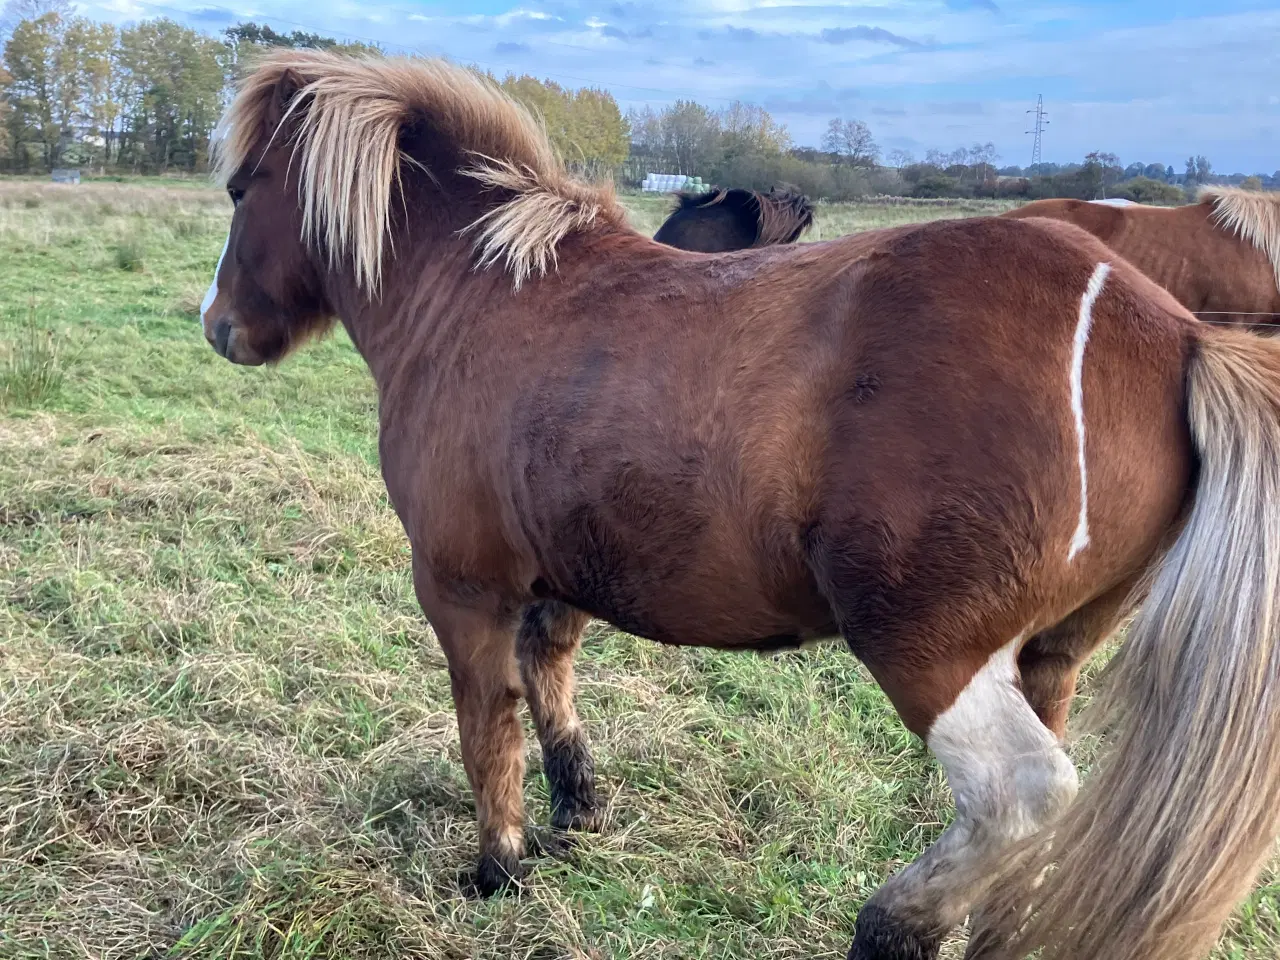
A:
[544,560,836,650]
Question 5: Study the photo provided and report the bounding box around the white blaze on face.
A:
[201,233,229,322]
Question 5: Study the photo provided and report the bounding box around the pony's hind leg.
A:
[517,600,603,833]
[955,585,1137,956]
[849,635,1078,960]
[1016,579,1137,737]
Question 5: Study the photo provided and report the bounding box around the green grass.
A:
[0,306,68,410]
[1,177,1276,960]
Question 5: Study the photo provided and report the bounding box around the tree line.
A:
[0,8,379,172]
[631,96,1278,202]
[628,103,907,200]
[0,6,629,175]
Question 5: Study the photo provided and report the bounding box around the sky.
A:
[79,0,1280,174]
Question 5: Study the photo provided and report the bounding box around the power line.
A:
[1025,94,1048,168]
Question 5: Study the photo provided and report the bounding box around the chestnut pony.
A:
[653,183,815,252]
[1002,190,1280,324]
[202,51,1280,960]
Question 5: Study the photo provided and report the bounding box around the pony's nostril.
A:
[213,320,234,358]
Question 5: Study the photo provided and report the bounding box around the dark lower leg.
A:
[517,600,601,832]
[460,676,527,895]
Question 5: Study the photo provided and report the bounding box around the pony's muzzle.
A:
[208,318,265,366]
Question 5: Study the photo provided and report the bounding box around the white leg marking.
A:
[928,637,1077,840]
[200,233,229,322]
[867,636,1077,930]
[1067,261,1112,562]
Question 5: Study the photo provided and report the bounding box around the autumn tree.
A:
[1081,150,1121,198]
[719,100,790,159]
[2,12,60,166]
[71,19,118,165]
[114,19,227,172]
[566,86,628,171]
[501,73,570,148]
[0,62,10,159]
[54,17,116,165]
[0,0,68,43]
[663,100,718,174]
[822,117,878,167]
[1184,154,1212,189]
[499,73,629,174]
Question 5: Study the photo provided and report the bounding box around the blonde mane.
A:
[1203,186,1280,291]
[212,50,626,291]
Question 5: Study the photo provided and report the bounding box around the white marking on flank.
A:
[201,233,229,321]
[1067,261,1111,562]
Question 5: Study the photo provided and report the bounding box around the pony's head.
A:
[201,50,626,365]
[200,63,339,365]
[652,183,815,253]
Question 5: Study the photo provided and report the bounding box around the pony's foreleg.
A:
[849,637,1078,960]
[419,584,528,896]
[517,600,603,833]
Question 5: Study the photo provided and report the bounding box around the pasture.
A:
[1,178,1275,960]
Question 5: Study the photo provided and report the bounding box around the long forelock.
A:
[1203,186,1280,292]
[211,50,626,294]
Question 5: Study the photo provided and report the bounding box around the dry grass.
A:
[0,176,1275,960]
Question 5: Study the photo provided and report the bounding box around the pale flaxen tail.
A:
[973,328,1280,960]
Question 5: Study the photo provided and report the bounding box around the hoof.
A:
[550,800,604,834]
[848,903,943,960]
[528,825,579,859]
[471,849,527,898]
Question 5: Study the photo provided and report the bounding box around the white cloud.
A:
[67,0,1279,171]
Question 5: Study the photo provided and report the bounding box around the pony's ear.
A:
[265,68,306,129]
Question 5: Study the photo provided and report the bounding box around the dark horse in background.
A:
[201,50,1280,960]
[653,183,815,252]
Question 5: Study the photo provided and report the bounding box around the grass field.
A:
[1,178,1276,960]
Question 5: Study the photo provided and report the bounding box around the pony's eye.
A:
[228,187,245,207]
